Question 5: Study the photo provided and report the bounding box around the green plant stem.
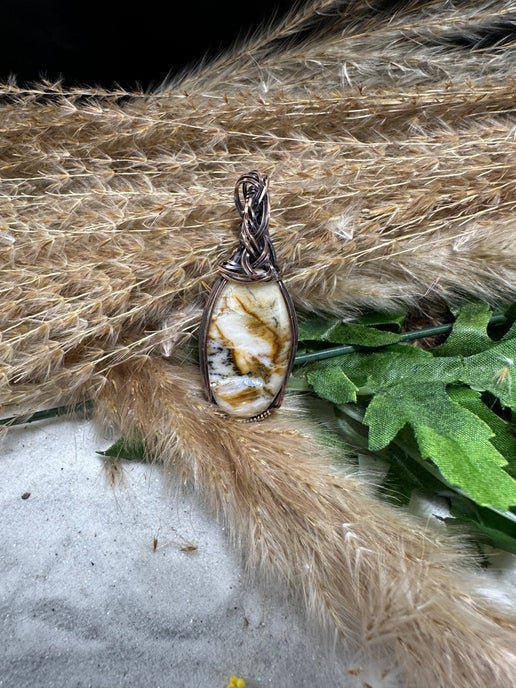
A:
[294,313,507,365]
[0,401,92,427]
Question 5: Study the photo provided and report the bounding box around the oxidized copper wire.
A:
[199,170,298,420]
[219,171,277,282]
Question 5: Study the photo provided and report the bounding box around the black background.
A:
[0,0,297,89]
[2,2,513,89]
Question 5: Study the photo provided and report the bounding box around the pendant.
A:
[199,171,298,420]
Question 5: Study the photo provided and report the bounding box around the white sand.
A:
[0,418,348,688]
[2,417,514,687]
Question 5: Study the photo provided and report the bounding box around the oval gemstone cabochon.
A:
[206,280,294,418]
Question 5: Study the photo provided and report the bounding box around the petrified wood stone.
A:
[205,280,294,418]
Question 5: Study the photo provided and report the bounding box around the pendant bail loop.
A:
[219,170,278,282]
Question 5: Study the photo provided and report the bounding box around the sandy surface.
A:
[1,417,351,688]
[2,417,514,688]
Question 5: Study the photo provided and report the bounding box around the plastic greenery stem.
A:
[294,313,507,364]
[0,401,92,427]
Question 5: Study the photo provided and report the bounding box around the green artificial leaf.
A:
[501,322,516,341]
[306,365,357,405]
[304,348,516,509]
[325,323,401,346]
[298,317,401,346]
[334,404,431,504]
[350,347,453,386]
[363,380,516,509]
[359,311,406,329]
[300,302,516,524]
[434,302,493,356]
[298,316,340,341]
[460,338,516,409]
[333,400,516,551]
[304,346,433,394]
[447,387,516,476]
[97,435,147,462]
[415,425,516,509]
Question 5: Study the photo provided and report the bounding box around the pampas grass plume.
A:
[2,1,516,684]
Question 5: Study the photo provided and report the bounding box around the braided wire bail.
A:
[219,171,278,282]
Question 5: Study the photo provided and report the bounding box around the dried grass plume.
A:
[1,0,516,685]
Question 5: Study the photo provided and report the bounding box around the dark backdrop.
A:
[2,2,512,89]
[0,0,297,89]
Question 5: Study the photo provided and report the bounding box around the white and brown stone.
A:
[205,280,294,418]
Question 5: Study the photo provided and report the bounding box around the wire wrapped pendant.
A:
[199,171,298,420]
